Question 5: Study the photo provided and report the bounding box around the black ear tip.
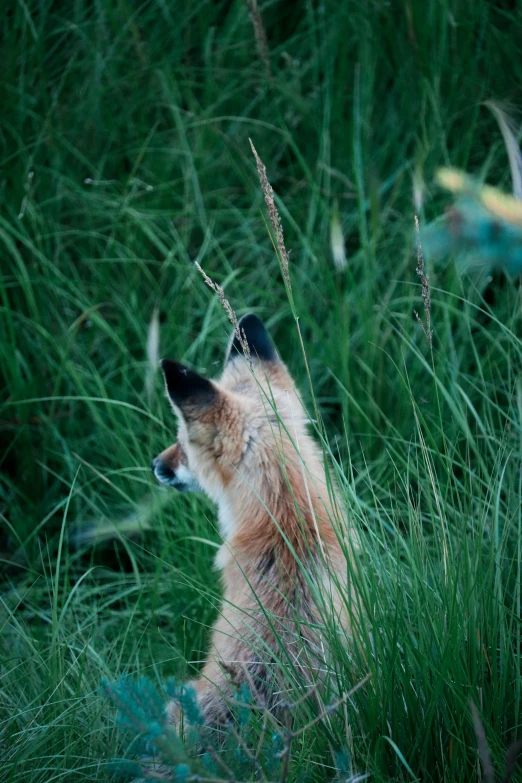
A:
[160,358,183,379]
[161,359,216,406]
[238,313,264,330]
[229,313,277,362]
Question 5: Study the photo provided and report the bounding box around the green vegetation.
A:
[1,0,521,780]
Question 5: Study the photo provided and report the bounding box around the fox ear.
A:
[161,360,217,412]
[226,313,278,364]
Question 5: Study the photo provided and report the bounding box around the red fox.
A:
[152,314,349,727]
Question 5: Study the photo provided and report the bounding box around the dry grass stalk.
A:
[470,702,495,783]
[503,739,522,783]
[245,0,272,83]
[194,262,251,361]
[249,139,291,292]
[146,305,160,402]
[413,214,433,348]
[485,100,522,200]
[330,201,347,271]
[470,701,522,783]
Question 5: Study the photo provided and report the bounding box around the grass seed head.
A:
[249,139,292,293]
[414,214,433,349]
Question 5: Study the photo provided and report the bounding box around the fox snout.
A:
[151,456,176,484]
[151,444,202,493]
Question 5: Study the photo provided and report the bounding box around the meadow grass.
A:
[1,0,522,780]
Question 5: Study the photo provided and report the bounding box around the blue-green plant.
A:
[102,674,360,782]
[422,168,522,277]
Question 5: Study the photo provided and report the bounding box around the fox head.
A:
[152,314,313,532]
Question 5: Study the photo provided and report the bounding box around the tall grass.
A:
[1,0,522,780]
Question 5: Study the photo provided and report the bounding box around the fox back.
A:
[153,314,349,725]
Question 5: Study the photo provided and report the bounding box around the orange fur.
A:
[154,316,351,726]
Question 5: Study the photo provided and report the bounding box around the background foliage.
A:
[1,0,522,780]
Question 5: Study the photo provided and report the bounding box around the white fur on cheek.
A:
[214,544,230,571]
[217,494,235,540]
[176,464,195,484]
[174,463,203,492]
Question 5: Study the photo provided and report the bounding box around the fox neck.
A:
[215,465,330,548]
[213,477,338,582]
[216,490,268,541]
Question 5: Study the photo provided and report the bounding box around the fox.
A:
[152,313,351,728]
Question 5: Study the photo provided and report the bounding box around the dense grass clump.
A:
[1,0,522,780]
